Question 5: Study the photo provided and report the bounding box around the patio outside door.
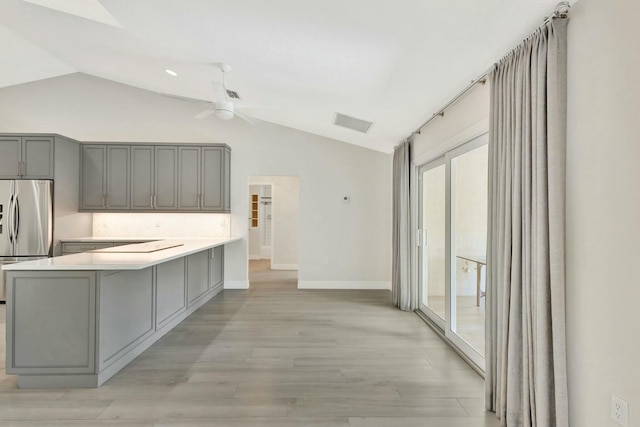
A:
[417,134,488,369]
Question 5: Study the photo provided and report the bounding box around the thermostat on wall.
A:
[343,196,351,204]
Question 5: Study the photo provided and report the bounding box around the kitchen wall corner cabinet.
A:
[0,135,54,179]
[80,143,230,213]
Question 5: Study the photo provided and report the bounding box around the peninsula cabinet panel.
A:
[98,268,154,370]
[187,251,209,307]
[0,135,54,179]
[156,257,187,330]
[209,246,224,289]
[6,272,96,375]
[130,146,154,209]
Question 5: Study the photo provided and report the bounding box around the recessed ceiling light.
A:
[165,69,178,77]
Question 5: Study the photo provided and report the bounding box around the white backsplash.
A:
[93,213,231,238]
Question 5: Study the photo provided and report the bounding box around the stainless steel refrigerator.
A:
[0,180,53,302]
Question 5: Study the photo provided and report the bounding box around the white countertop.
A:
[3,237,241,271]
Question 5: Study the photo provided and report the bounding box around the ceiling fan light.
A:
[215,101,234,120]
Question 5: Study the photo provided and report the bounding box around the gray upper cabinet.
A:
[179,146,229,212]
[106,146,130,209]
[223,147,231,212]
[154,146,178,210]
[178,147,201,210]
[81,145,130,210]
[0,136,53,179]
[80,143,229,212]
[130,146,154,209]
[202,147,225,211]
[81,145,106,209]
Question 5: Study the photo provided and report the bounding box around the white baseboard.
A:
[248,255,261,260]
[298,281,391,290]
[271,264,298,271]
[224,281,249,290]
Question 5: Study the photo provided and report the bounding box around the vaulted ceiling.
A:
[0,0,567,152]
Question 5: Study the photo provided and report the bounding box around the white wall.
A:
[0,73,391,290]
[566,0,640,426]
[249,176,299,270]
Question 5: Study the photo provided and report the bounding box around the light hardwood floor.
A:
[0,266,499,426]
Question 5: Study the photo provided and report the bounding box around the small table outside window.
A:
[456,255,486,306]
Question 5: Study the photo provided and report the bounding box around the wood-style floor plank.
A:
[0,262,499,426]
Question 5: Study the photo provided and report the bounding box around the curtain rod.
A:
[403,1,571,144]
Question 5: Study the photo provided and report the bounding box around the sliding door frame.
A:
[412,131,489,372]
[417,157,447,330]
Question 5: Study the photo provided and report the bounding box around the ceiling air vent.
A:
[333,112,374,134]
[226,89,241,100]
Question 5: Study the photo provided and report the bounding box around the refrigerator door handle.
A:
[7,194,13,243]
[14,195,20,242]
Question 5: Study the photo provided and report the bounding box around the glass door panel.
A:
[450,143,488,359]
[418,159,446,324]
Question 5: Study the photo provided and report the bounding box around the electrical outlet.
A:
[323,257,329,265]
[611,394,629,426]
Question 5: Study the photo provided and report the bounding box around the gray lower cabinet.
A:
[155,257,187,329]
[187,251,210,306]
[5,246,226,388]
[98,269,154,370]
[80,145,130,210]
[210,246,224,289]
[0,135,54,179]
[7,271,97,376]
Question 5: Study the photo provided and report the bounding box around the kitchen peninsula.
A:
[2,237,239,389]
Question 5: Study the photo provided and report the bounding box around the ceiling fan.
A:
[163,63,261,124]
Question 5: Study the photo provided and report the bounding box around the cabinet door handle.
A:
[153,195,157,208]
[105,194,110,208]
[198,194,202,208]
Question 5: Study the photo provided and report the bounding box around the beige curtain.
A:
[485,18,569,427]
[392,140,414,311]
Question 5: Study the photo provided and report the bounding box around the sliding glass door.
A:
[417,134,488,368]
[418,158,447,327]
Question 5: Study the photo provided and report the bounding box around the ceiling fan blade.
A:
[160,92,210,105]
[234,108,260,125]
[194,106,216,120]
